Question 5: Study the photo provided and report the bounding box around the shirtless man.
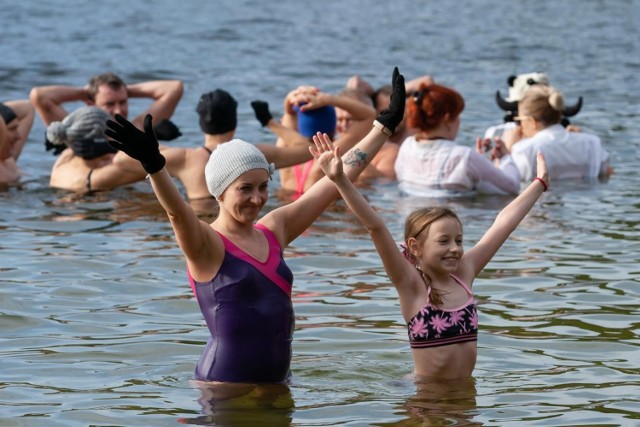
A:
[30,73,184,192]
[29,72,183,131]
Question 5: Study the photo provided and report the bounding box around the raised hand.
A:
[104,114,166,174]
[375,67,406,133]
[251,100,273,127]
[284,85,320,114]
[309,132,343,182]
[536,152,549,189]
[294,91,329,112]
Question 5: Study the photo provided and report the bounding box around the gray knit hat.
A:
[205,139,275,198]
[46,106,116,159]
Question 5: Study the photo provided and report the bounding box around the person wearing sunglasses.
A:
[506,85,612,182]
[484,72,583,142]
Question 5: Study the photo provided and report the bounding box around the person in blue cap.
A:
[275,84,376,197]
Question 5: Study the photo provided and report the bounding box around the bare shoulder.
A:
[51,149,79,170]
[455,258,476,288]
[50,153,88,191]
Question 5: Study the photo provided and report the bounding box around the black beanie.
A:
[196,89,238,135]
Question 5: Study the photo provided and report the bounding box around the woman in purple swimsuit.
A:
[313,136,550,380]
[104,68,406,386]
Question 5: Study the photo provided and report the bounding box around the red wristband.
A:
[534,177,548,192]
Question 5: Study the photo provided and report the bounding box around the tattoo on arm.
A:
[343,148,369,168]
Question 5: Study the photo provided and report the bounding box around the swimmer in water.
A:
[313,133,550,380]
[104,67,407,386]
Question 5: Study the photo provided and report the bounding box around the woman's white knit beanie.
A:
[205,139,274,198]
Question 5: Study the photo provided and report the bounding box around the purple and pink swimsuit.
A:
[188,224,294,383]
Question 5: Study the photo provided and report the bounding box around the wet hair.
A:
[406,83,465,132]
[404,206,462,307]
[87,72,126,101]
[518,85,564,127]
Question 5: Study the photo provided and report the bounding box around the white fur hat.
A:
[204,139,274,199]
[507,72,550,102]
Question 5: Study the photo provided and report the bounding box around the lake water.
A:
[1,0,639,426]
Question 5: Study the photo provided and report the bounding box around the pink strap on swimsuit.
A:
[293,159,315,196]
[187,223,291,298]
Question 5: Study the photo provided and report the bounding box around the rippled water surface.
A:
[1,1,639,426]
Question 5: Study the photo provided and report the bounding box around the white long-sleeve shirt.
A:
[511,124,609,181]
[394,137,521,197]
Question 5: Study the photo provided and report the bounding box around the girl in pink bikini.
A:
[105,68,406,386]
[312,134,550,380]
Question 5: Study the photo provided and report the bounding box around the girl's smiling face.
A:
[416,216,464,276]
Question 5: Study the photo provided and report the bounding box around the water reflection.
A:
[179,380,294,427]
[382,378,480,427]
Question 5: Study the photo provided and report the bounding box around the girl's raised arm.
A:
[311,135,420,301]
[464,152,549,277]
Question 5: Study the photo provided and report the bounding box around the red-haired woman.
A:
[395,84,520,196]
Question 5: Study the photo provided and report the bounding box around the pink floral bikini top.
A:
[407,274,478,348]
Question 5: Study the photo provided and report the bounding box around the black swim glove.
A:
[153,119,182,141]
[375,67,406,134]
[104,114,166,175]
[251,100,273,127]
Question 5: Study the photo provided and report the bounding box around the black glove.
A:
[375,67,406,133]
[104,114,166,174]
[153,119,182,141]
[251,100,273,127]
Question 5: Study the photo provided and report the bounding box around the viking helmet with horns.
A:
[495,72,583,125]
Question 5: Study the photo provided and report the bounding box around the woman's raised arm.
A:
[261,67,406,247]
[105,114,220,268]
